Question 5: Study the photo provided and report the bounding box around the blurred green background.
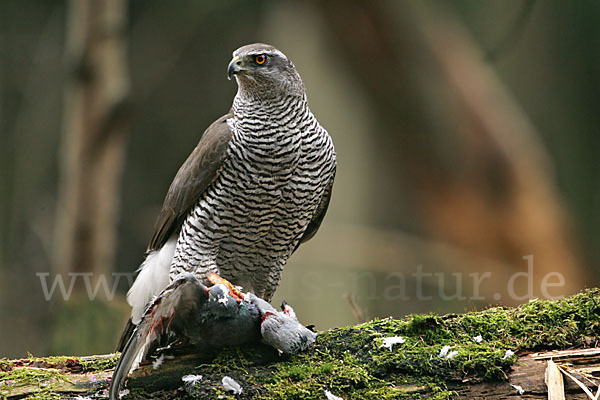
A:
[1,0,599,357]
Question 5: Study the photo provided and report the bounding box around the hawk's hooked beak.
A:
[227,56,243,80]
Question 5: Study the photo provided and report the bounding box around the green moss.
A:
[183,338,448,399]
[79,354,119,372]
[0,365,72,386]
[325,289,600,384]
[3,353,119,373]
[211,345,265,374]
[4,289,600,399]
[281,364,309,382]
[0,359,12,372]
[0,354,119,400]
[0,365,72,399]
[240,288,600,398]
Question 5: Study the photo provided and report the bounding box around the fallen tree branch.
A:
[2,289,600,399]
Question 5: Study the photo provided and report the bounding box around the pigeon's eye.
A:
[255,55,266,65]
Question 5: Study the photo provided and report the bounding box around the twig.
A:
[557,363,600,400]
[343,293,366,324]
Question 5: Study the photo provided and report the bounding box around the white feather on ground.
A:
[503,349,515,359]
[510,384,525,395]
[152,354,164,370]
[222,376,243,394]
[182,374,203,386]
[325,390,344,400]
[439,345,458,359]
[380,336,406,351]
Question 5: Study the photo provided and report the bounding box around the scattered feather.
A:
[222,376,243,394]
[439,345,450,358]
[473,335,483,343]
[119,389,130,399]
[439,345,452,358]
[152,354,164,370]
[503,349,515,360]
[325,390,344,400]
[446,350,458,359]
[439,345,458,359]
[381,336,406,351]
[182,374,203,386]
[510,384,525,395]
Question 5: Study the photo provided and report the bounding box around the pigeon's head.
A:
[281,300,297,320]
[208,284,231,304]
[228,43,304,99]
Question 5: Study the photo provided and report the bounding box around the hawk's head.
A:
[228,43,304,99]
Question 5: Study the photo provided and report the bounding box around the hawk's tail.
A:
[115,318,135,353]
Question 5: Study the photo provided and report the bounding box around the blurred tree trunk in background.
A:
[48,0,131,355]
[53,0,130,291]
[312,0,585,301]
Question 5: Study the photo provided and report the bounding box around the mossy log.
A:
[2,289,600,399]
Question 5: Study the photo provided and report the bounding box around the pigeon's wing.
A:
[109,274,208,400]
[148,113,233,251]
[294,170,335,251]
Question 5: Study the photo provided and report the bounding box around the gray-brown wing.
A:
[293,171,335,252]
[148,113,233,251]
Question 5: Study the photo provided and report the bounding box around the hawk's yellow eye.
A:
[255,55,266,65]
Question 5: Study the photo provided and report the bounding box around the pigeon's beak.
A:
[227,56,243,80]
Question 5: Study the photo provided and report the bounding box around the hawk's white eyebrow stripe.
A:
[246,50,286,59]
